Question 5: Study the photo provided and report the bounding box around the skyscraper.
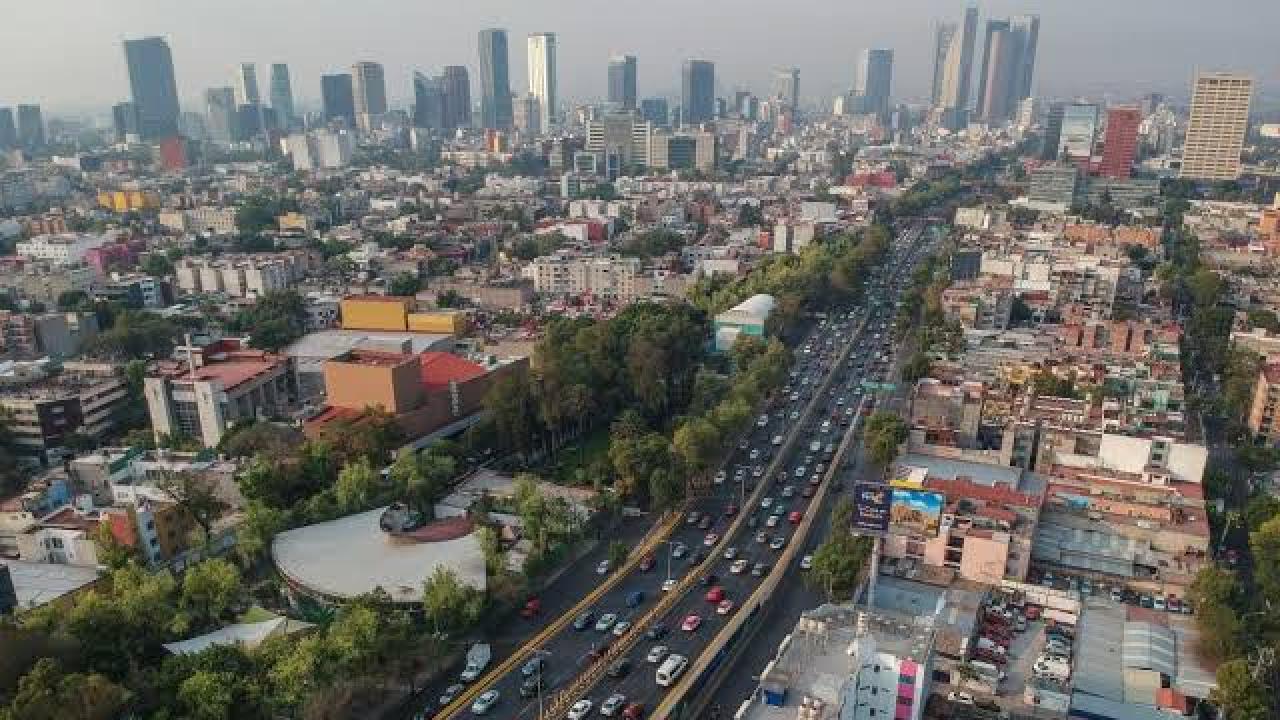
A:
[442,66,472,130]
[123,36,181,140]
[854,49,894,117]
[641,97,670,128]
[681,59,715,126]
[0,109,15,149]
[526,33,558,134]
[932,6,978,128]
[205,87,239,145]
[352,62,388,132]
[270,64,295,129]
[1180,73,1253,181]
[413,72,445,130]
[478,29,513,130]
[976,15,1039,123]
[16,105,44,150]
[321,74,356,128]
[111,103,138,143]
[608,55,638,110]
[235,63,260,106]
[1058,103,1099,160]
[773,67,800,115]
[1098,106,1142,179]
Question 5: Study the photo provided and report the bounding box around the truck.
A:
[460,643,492,683]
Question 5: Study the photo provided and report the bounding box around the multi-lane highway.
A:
[430,223,933,720]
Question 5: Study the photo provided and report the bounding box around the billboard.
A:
[889,488,944,538]
[852,483,892,534]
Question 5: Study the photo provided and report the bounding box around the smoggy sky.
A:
[2,0,1277,115]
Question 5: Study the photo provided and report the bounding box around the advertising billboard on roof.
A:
[889,488,944,538]
[852,483,892,534]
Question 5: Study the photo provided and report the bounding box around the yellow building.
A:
[96,190,160,213]
[407,310,471,336]
[340,295,413,331]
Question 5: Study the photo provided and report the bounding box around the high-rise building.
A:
[976,16,1039,123]
[526,33,558,134]
[1180,72,1253,181]
[932,6,978,128]
[773,67,800,115]
[205,87,239,145]
[1098,106,1142,179]
[352,62,388,132]
[111,102,138,143]
[269,64,295,129]
[854,49,894,117]
[478,29,514,130]
[235,63,260,106]
[321,74,356,128]
[586,112,653,172]
[442,66,471,130]
[413,72,445,130]
[681,60,715,126]
[641,97,669,128]
[0,108,15,149]
[514,93,542,135]
[123,37,181,140]
[16,105,44,150]
[608,55,638,110]
[1043,103,1099,161]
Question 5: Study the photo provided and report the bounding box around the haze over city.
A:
[2,0,1279,112]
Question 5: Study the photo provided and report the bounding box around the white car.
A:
[723,547,738,560]
[596,560,611,575]
[600,693,627,717]
[595,613,617,632]
[646,645,669,663]
[662,578,677,592]
[612,620,632,637]
[730,558,749,574]
[765,515,780,528]
[471,690,500,715]
[800,555,813,570]
[567,699,594,720]
[714,470,726,484]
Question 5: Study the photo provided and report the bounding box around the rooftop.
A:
[0,557,101,611]
[419,351,486,390]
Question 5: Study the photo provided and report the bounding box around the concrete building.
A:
[772,220,816,254]
[976,15,1039,123]
[15,233,113,265]
[1248,362,1280,445]
[1027,164,1080,212]
[1099,106,1142,179]
[526,32,557,134]
[285,129,354,171]
[144,339,295,448]
[649,130,716,172]
[714,293,775,352]
[0,362,129,463]
[352,61,388,132]
[1180,72,1252,181]
[521,254,647,300]
[585,112,652,172]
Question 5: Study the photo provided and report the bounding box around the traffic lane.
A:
[454,326,844,718]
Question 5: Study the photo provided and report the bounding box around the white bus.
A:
[655,654,689,686]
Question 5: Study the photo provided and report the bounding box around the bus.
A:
[655,654,689,687]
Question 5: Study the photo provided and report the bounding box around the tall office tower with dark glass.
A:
[931,5,978,129]
[608,55,638,110]
[123,36,181,140]
[641,97,669,128]
[976,14,1039,123]
[442,66,472,130]
[16,105,45,149]
[269,64,295,129]
[853,49,894,117]
[0,109,14,149]
[111,102,138,142]
[681,59,715,125]
[321,73,356,127]
[478,28,513,129]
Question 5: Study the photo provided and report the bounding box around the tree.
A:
[142,253,176,278]
[1250,515,1280,605]
[388,449,455,514]
[3,659,129,720]
[93,523,137,570]
[806,534,871,601]
[387,273,422,297]
[1211,659,1272,720]
[421,566,484,636]
[334,456,379,513]
[177,670,238,720]
[864,412,908,470]
[673,417,721,482]
[180,558,243,628]
[157,471,229,541]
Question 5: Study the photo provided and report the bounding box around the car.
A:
[801,485,816,498]
[438,684,464,706]
[471,690,500,715]
[749,448,761,461]
[612,620,632,636]
[739,439,750,451]
[770,536,786,550]
[671,542,688,558]
[717,599,735,615]
[794,466,807,478]
[766,514,780,528]
[700,573,718,586]
[690,549,706,564]
[646,645,670,663]
[600,693,627,717]
[820,421,832,433]
[947,691,975,705]
[595,613,617,632]
[788,511,803,525]
[520,596,542,619]
[705,586,725,603]
[747,514,759,528]
[730,558,749,574]
[754,530,767,544]
[752,465,765,478]
[781,485,795,498]
[723,546,738,560]
[703,532,719,547]
[698,515,712,530]
[621,703,645,720]
[626,590,645,608]
[1153,596,1166,611]
[645,623,669,641]
[734,467,747,480]
[596,560,611,575]
[521,657,545,677]
[761,497,774,509]
[681,614,703,632]
[757,414,769,428]
[685,511,700,525]
[519,676,541,697]
[606,660,632,679]
[772,434,784,445]
[639,554,655,572]
[573,611,596,631]
[800,555,814,570]
[1110,587,1123,602]
[567,699,594,720]
[751,562,767,577]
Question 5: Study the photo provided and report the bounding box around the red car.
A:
[724,503,738,517]
[681,614,703,632]
[788,511,803,525]
[705,586,725,603]
[520,597,541,618]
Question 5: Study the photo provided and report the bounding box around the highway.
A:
[426,222,932,720]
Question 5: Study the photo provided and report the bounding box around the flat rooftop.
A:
[0,557,100,611]
[271,506,486,604]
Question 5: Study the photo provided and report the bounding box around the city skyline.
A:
[2,1,1279,116]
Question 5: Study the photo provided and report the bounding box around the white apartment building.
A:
[15,232,112,265]
[159,207,239,236]
[285,129,354,171]
[521,254,645,300]
[175,254,309,298]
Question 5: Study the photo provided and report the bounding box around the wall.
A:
[340,297,411,331]
[407,311,469,336]
[323,356,423,414]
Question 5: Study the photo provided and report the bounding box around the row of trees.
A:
[807,498,874,601]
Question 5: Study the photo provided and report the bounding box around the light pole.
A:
[534,649,551,718]
[666,540,674,584]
